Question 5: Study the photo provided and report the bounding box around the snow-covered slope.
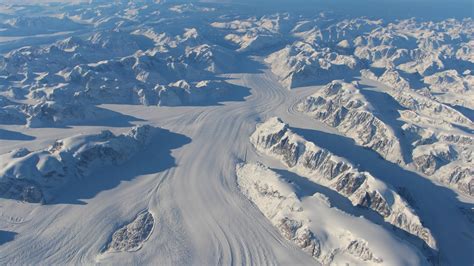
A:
[0,20,245,128]
[250,117,435,249]
[266,41,359,88]
[359,69,474,196]
[2,15,84,35]
[298,80,403,164]
[237,162,428,265]
[0,1,472,265]
[211,14,284,53]
[0,125,156,203]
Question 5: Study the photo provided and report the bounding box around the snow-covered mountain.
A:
[297,80,404,164]
[0,125,156,203]
[0,0,472,265]
[250,117,435,250]
[237,162,427,265]
[266,41,360,88]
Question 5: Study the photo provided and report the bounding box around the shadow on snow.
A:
[287,125,473,264]
[0,128,35,141]
[47,128,191,205]
[0,230,17,246]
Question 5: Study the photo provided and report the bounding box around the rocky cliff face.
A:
[0,27,244,128]
[360,68,474,197]
[236,162,385,264]
[264,17,473,198]
[265,42,359,88]
[250,117,436,249]
[298,80,404,164]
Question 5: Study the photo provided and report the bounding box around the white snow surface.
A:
[236,162,426,265]
[250,117,435,249]
[0,1,473,265]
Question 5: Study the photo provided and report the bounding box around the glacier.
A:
[0,0,472,265]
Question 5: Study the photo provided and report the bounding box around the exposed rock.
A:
[441,166,473,196]
[346,240,383,263]
[236,162,384,264]
[250,118,436,248]
[107,211,154,252]
[0,125,156,202]
[298,80,404,163]
[211,15,283,52]
[413,143,457,175]
[266,42,359,88]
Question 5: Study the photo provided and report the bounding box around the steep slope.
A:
[237,162,428,265]
[265,41,359,88]
[297,80,404,164]
[361,69,474,196]
[250,117,435,249]
[0,1,472,265]
[0,125,156,203]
